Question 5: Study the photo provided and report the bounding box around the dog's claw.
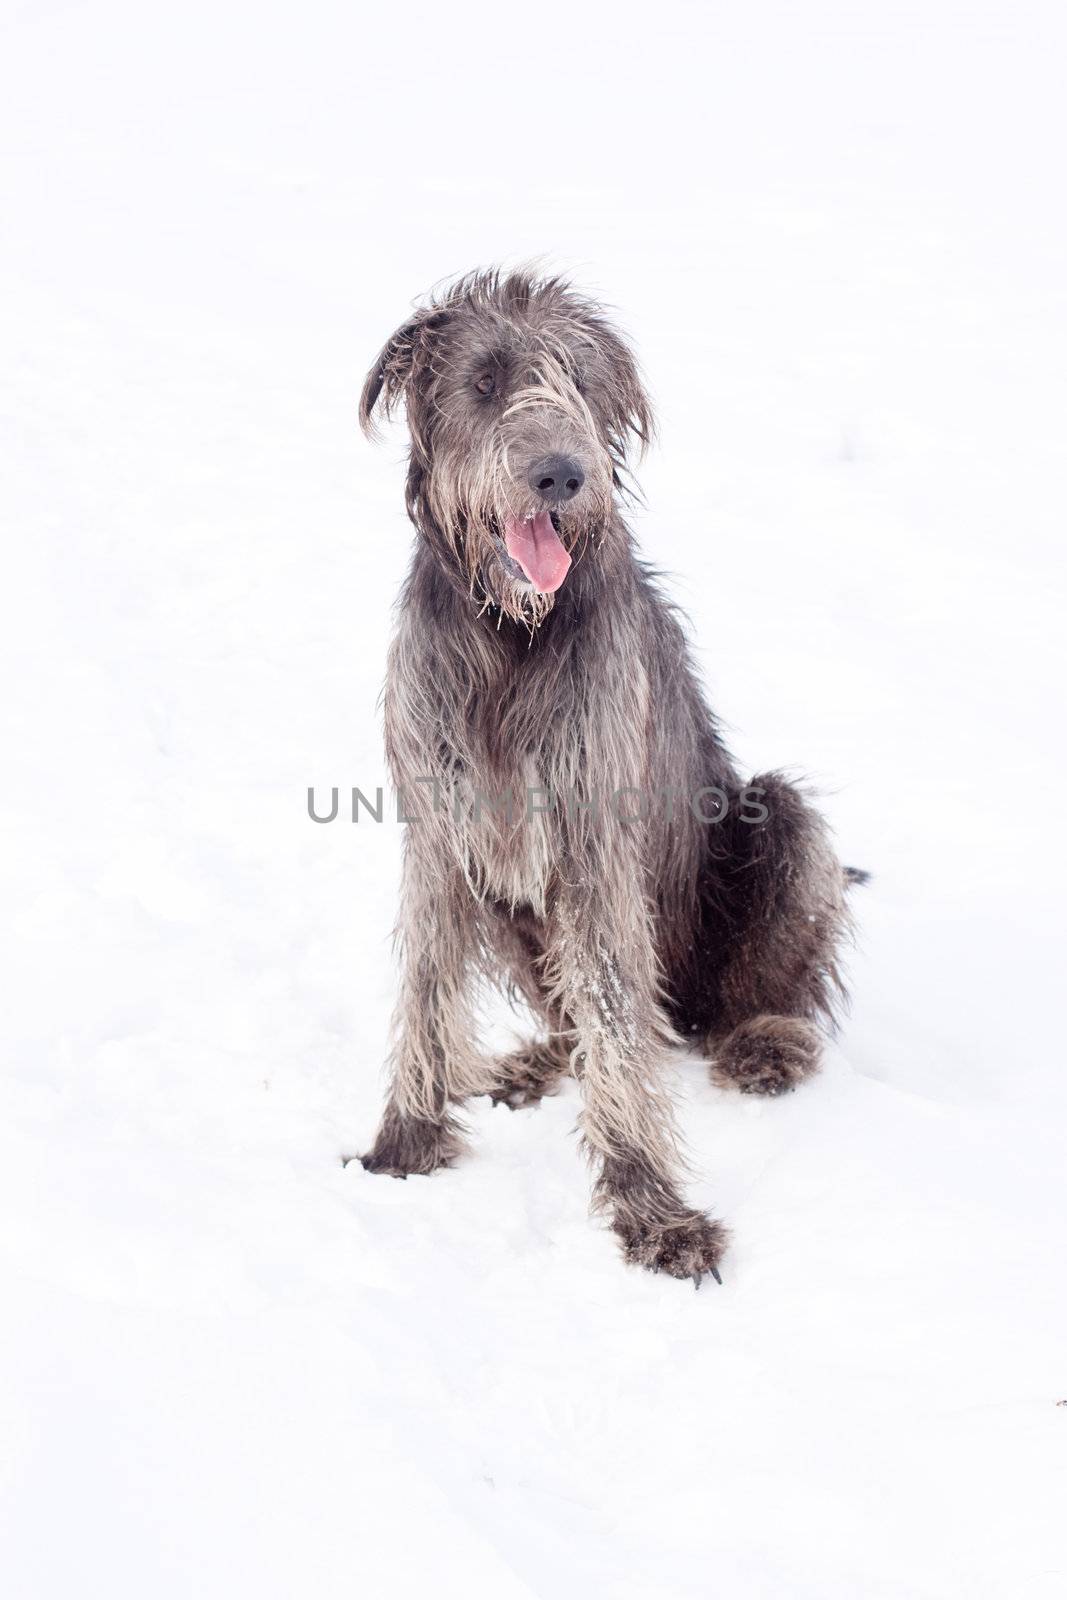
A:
[710,1264,722,1285]
[693,1272,702,1290]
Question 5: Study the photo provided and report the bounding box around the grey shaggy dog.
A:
[357,267,859,1284]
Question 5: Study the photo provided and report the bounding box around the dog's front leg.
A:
[361,842,488,1178]
[547,874,728,1284]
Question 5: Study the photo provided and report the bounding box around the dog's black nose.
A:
[527,455,585,504]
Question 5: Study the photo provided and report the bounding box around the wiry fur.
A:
[357,268,859,1283]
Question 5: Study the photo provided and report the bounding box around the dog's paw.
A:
[711,1015,822,1097]
[488,1042,568,1110]
[616,1210,728,1285]
[353,1111,464,1177]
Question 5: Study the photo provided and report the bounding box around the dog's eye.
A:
[474,373,495,397]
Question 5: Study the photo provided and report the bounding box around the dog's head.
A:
[360,268,654,623]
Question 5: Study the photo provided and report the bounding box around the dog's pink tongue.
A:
[503,511,571,593]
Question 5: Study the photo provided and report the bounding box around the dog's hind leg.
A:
[489,1039,571,1109]
[361,846,491,1177]
[705,773,851,1097]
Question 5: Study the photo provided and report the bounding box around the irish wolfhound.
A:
[357,267,859,1284]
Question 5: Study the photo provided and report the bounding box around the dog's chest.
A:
[451,752,556,915]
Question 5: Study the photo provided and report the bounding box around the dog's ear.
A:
[599,324,656,461]
[359,307,449,439]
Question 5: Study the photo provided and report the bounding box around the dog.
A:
[357,267,858,1283]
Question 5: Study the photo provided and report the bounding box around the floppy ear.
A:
[599,324,656,461]
[359,307,449,439]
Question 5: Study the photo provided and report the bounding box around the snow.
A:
[2,1,1065,1595]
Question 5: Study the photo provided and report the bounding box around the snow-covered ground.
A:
[2,2,1065,1595]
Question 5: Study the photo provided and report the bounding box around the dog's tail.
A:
[843,865,871,887]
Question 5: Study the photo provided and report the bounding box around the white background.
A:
[2,2,1065,1595]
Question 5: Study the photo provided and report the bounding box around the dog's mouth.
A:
[499,510,571,594]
